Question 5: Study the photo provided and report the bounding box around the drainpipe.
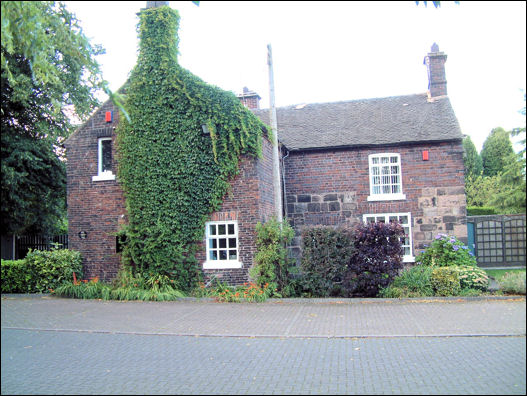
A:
[281,146,290,219]
[267,44,283,223]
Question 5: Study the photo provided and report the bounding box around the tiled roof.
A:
[252,93,462,151]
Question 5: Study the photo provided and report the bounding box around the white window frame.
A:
[367,153,406,201]
[203,221,242,269]
[362,212,414,262]
[92,137,115,181]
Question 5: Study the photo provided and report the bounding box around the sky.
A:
[64,1,526,152]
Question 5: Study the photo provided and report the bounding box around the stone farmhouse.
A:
[66,40,467,285]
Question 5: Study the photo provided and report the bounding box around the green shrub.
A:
[54,269,186,301]
[466,206,498,216]
[457,288,484,297]
[54,278,112,300]
[378,265,434,298]
[416,234,476,267]
[24,249,83,293]
[455,265,489,291]
[250,217,294,294]
[498,272,526,295]
[1,249,82,293]
[1,259,29,293]
[430,267,461,296]
[299,226,355,297]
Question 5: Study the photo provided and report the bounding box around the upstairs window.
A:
[204,221,242,269]
[92,137,115,181]
[367,153,405,201]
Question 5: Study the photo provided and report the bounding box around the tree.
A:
[465,174,504,208]
[462,135,483,179]
[489,104,526,213]
[481,127,515,177]
[1,1,105,235]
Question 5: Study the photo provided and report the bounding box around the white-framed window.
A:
[367,153,406,201]
[92,137,115,181]
[203,221,242,269]
[363,212,414,262]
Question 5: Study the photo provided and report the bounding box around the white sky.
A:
[64,1,526,152]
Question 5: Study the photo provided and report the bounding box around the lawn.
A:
[484,268,526,280]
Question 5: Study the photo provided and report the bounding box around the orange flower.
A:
[235,292,240,297]
[264,283,269,288]
[91,276,99,283]
[73,272,79,285]
[82,279,88,283]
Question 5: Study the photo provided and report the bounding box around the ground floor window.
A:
[363,212,414,262]
[203,221,241,269]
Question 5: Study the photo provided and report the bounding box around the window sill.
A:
[403,256,415,263]
[367,193,406,202]
[92,173,116,182]
[203,260,242,269]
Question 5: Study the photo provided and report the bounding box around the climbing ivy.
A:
[116,6,269,290]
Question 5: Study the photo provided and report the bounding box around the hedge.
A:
[1,249,82,293]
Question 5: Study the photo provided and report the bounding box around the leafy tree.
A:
[464,174,502,208]
[481,127,515,177]
[489,105,526,213]
[462,135,483,179]
[1,1,105,234]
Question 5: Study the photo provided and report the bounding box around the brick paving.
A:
[1,295,526,395]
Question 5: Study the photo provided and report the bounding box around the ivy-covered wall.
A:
[115,6,270,290]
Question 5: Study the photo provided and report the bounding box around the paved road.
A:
[1,295,526,395]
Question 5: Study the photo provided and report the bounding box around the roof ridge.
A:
[254,93,431,112]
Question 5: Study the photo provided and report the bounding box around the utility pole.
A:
[267,44,283,223]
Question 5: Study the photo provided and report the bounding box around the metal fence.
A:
[467,214,526,267]
[15,234,69,260]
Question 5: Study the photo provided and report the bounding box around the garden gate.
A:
[466,214,526,267]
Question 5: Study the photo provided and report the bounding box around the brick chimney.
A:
[237,87,261,109]
[423,43,448,97]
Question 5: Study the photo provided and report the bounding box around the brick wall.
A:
[425,52,448,97]
[67,105,275,285]
[283,141,467,262]
[239,96,260,110]
[197,137,276,285]
[66,101,126,281]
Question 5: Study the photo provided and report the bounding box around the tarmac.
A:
[1,294,526,395]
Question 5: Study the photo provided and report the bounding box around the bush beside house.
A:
[1,249,82,293]
[297,222,404,298]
